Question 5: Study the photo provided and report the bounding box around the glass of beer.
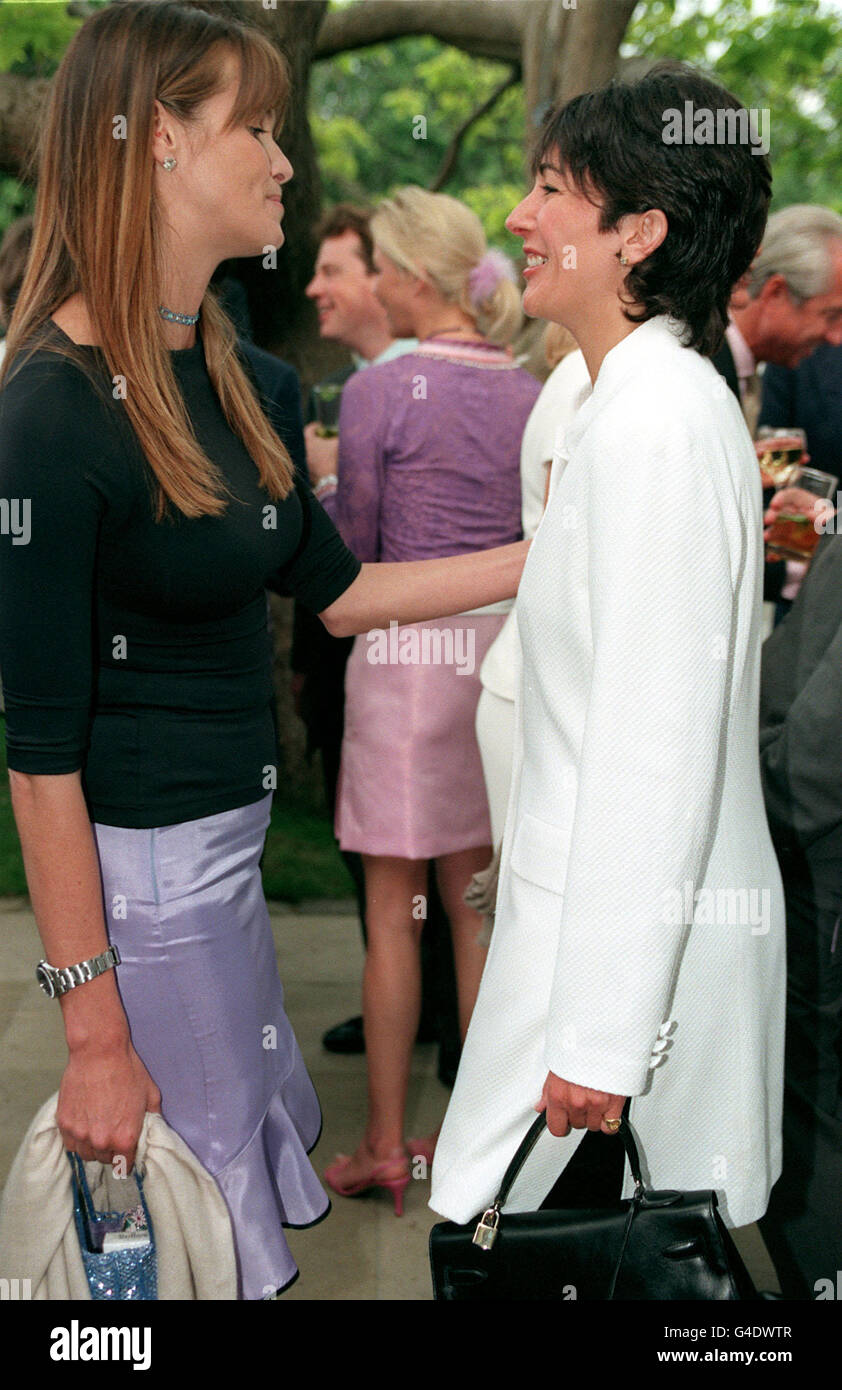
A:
[765,466,838,562]
[754,427,806,489]
[312,383,343,437]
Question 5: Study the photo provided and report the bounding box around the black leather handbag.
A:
[429,1114,757,1300]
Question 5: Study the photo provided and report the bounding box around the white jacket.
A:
[0,1094,237,1299]
[479,350,592,703]
[431,316,786,1230]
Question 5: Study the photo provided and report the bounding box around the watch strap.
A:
[38,945,121,997]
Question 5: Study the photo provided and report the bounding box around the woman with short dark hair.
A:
[431,62,787,1238]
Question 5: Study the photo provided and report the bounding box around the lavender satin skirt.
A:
[90,791,328,1300]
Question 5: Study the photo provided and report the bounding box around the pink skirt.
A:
[335,614,505,859]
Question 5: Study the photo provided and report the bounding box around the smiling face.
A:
[750,244,842,367]
[152,50,292,265]
[305,231,385,344]
[505,150,629,331]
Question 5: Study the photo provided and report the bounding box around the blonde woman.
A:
[0,3,528,1298]
[306,187,541,1206]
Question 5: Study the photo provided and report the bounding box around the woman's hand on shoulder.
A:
[537,1071,625,1137]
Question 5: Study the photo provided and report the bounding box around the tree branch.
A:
[557,0,638,99]
[315,0,528,65]
[429,66,520,191]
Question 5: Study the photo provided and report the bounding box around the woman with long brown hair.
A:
[0,1,528,1298]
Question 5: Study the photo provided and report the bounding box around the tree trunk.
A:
[178,1,334,380]
[522,0,638,143]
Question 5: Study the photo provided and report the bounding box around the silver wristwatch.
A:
[36,945,121,999]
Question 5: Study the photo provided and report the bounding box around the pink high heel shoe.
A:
[324,1151,411,1217]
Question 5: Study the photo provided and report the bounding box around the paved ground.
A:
[0,895,780,1300]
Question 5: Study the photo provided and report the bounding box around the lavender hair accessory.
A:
[468,248,518,306]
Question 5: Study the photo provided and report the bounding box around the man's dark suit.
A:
[711,337,741,400]
[235,340,322,815]
[759,343,842,482]
[292,365,356,793]
[711,336,787,606]
[239,339,309,482]
[758,528,842,1297]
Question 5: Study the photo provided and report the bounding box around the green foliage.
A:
[625,0,842,211]
[310,34,526,250]
[0,0,83,77]
[311,0,842,234]
[0,174,34,232]
[5,0,842,238]
[261,801,357,903]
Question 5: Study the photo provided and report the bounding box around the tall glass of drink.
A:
[765,466,838,562]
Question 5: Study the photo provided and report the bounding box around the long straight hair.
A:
[0,0,295,519]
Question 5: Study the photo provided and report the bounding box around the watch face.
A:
[36,963,56,998]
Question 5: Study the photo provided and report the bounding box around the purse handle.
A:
[471,1114,647,1297]
[493,1112,644,1209]
[67,1151,150,1247]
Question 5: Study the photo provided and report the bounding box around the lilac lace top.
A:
[322,339,541,563]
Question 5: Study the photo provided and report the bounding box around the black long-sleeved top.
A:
[0,321,361,827]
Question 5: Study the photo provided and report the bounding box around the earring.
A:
[162,157,177,171]
[619,254,629,265]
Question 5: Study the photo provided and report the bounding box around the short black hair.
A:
[531,61,772,356]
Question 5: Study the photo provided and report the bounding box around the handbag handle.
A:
[67,1151,150,1245]
[492,1112,644,1210]
[471,1113,646,1286]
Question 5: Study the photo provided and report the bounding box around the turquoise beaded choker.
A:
[158,305,200,326]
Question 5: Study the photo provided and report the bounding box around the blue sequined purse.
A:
[68,1152,158,1300]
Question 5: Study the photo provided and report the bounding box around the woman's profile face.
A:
[154,55,293,265]
[505,149,622,329]
[371,249,418,337]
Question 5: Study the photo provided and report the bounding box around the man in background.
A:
[713,203,842,425]
[712,204,842,625]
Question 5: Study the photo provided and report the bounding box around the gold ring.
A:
[604,1117,622,1133]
